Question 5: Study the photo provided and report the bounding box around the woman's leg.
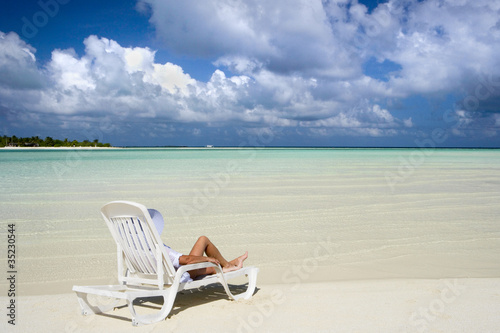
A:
[189,236,230,266]
[188,236,248,278]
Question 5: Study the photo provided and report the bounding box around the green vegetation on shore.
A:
[2,135,112,148]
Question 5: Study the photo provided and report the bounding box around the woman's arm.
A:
[178,255,220,266]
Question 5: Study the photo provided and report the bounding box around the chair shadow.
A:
[93,283,260,323]
[167,282,260,317]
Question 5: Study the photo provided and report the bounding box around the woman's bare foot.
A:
[223,251,248,273]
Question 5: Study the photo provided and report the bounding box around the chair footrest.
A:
[72,284,168,300]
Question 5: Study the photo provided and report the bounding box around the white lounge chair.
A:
[72,201,259,326]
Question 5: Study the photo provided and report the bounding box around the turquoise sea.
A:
[2,147,500,189]
[2,148,500,209]
[1,148,500,293]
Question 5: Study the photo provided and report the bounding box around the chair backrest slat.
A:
[113,217,140,272]
[113,216,154,274]
[129,216,157,273]
[101,201,177,287]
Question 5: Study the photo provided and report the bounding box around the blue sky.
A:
[1,0,500,147]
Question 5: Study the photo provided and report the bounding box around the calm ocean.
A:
[1,147,499,191]
[2,147,500,215]
[1,148,500,288]
[2,147,500,222]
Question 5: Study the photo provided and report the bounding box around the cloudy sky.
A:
[1,0,500,147]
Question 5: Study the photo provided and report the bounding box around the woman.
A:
[149,209,248,283]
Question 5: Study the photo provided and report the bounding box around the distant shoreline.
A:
[0,146,121,150]
[118,145,500,149]
[1,146,499,150]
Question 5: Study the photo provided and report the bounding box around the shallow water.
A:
[1,148,499,294]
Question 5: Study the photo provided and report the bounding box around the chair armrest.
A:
[175,262,221,277]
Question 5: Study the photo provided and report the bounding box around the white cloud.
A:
[404,117,413,128]
[140,0,359,78]
[147,63,195,94]
[0,31,44,90]
[380,0,500,95]
[49,49,95,91]
[299,102,400,137]
[138,0,500,120]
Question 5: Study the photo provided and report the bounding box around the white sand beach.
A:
[1,148,499,332]
[2,278,499,333]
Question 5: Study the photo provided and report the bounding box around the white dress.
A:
[164,245,193,283]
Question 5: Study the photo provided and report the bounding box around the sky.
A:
[1,0,500,147]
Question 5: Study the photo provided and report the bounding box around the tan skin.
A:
[178,236,248,279]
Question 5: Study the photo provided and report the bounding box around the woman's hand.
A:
[206,257,220,265]
[179,254,220,266]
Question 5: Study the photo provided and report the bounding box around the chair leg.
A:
[218,267,259,301]
[75,292,122,315]
[242,267,259,300]
[127,290,177,326]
